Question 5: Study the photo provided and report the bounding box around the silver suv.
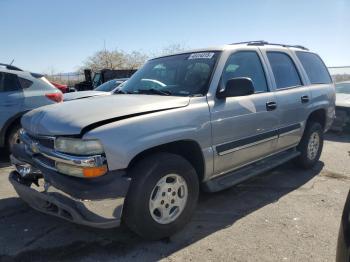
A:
[9,41,335,239]
[0,64,62,152]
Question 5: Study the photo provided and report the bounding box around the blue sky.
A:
[0,0,349,73]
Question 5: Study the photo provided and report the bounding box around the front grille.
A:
[34,155,56,169]
[22,131,57,170]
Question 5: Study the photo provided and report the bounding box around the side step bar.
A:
[203,148,300,192]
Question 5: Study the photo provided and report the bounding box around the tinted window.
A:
[222,51,268,93]
[0,72,21,92]
[296,52,332,84]
[267,52,302,89]
[0,73,3,92]
[18,77,33,89]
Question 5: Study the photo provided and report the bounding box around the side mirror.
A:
[217,77,255,98]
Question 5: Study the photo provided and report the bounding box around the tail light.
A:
[46,92,63,103]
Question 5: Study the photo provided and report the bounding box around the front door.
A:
[210,51,279,176]
[0,72,23,131]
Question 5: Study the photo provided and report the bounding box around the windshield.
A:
[118,52,220,96]
[335,83,350,94]
[95,79,122,92]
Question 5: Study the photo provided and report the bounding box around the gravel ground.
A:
[0,132,349,262]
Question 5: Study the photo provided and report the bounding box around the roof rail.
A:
[0,63,23,71]
[230,41,309,50]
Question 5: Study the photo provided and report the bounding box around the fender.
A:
[0,111,28,147]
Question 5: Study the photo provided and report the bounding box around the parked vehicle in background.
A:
[50,81,68,93]
[336,190,350,262]
[0,63,62,152]
[331,81,350,132]
[9,41,335,240]
[74,69,136,91]
[94,78,128,92]
[63,78,128,101]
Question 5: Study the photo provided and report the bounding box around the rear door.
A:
[262,50,310,150]
[210,50,279,176]
[0,72,24,129]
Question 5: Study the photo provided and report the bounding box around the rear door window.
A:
[267,52,302,89]
[0,73,3,92]
[296,52,332,84]
[0,72,21,92]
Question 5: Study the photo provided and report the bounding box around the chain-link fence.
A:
[328,66,350,83]
[45,72,85,87]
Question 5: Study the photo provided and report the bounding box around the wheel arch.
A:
[127,140,205,182]
[0,111,26,148]
[306,108,327,131]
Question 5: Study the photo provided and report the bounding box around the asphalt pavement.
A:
[0,132,349,262]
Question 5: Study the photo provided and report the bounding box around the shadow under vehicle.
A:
[336,190,350,262]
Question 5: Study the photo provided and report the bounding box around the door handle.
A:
[266,101,277,111]
[301,95,309,103]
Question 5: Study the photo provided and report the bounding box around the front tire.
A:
[295,122,324,169]
[123,153,199,240]
[7,123,22,153]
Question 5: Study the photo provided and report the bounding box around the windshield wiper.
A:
[136,88,172,96]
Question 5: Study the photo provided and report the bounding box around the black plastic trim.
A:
[216,130,278,154]
[216,123,301,154]
[278,123,301,135]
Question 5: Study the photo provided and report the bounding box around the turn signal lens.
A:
[56,162,107,178]
[82,166,108,178]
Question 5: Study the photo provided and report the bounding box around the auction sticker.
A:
[188,52,215,59]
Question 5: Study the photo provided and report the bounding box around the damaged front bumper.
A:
[9,144,131,228]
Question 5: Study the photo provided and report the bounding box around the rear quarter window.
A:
[296,52,332,84]
[18,77,33,89]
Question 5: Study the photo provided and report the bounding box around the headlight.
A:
[55,137,104,155]
[56,162,108,178]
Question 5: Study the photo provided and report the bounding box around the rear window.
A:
[267,52,302,89]
[296,52,332,84]
[40,76,55,87]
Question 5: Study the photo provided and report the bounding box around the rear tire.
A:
[7,123,22,153]
[294,122,323,169]
[123,153,199,240]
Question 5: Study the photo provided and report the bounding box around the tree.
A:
[159,43,187,56]
[82,49,148,71]
[81,44,188,72]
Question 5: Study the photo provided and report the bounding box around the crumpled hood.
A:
[63,91,110,101]
[336,93,350,107]
[22,94,190,136]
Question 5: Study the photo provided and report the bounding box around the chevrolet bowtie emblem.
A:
[30,142,39,153]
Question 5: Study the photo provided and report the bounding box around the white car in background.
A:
[63,78,128,101]
[332,81,350,131]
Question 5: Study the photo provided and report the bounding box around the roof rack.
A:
[230,40,309,50]
[0,63,23,71]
